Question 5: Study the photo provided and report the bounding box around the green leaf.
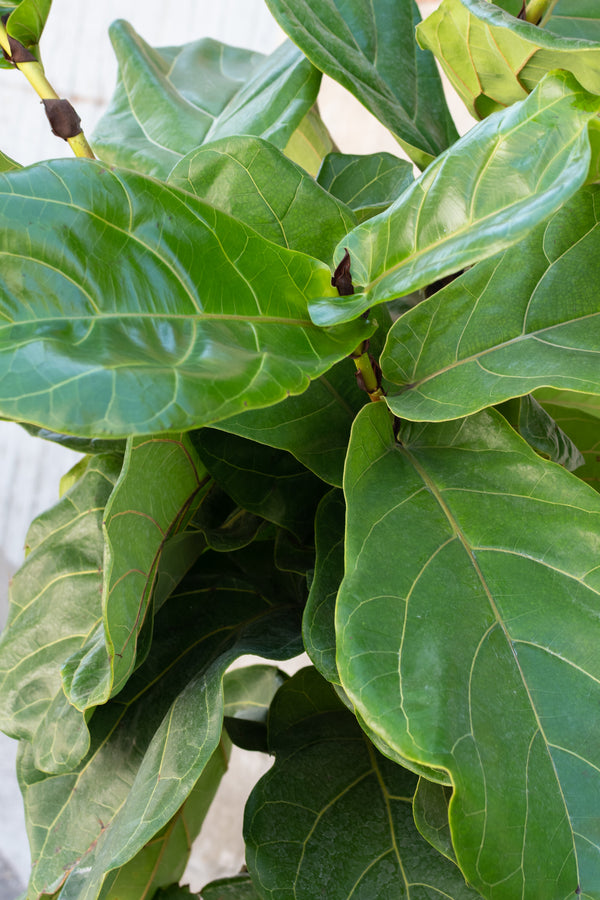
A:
[168,135,357,263]
[338,402,600,898]
[309,70,600,326]
[0,453,122,774]
[0,147,20,171]
[265,0,458,168]
[412,779,456,865]
[19,540,305,900]
[536,389,600,492]
[302,489,344,684]
[200,876,259,900]
[0,159,370,437]
[244,667,480,899]
[18,423,125,456]
[92,21,321,179]
[381,185,600,422]
[542,0,600,40]
[417,0,600,118]
[497,394,585,471]
[317,151,414,223]
[223,664,287,752]
[282,104,334,177]
[3,0,51,58]
[62,434,209,711]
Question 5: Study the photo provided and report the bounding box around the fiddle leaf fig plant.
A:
[0,1,599,899]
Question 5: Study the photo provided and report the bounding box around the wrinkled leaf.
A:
[317,151,414,223]
[417,0,600,118]
[265,0,458,168]
[245,667,480,899]
[0,159,370,436]
[309,70,600,325]
[0,454,122,774]
[381,185,600,422]
[92,22,320,179]
[168,135,356,263]
[536,389,600,492]
[19,540,305,900]
[338,402,600,898]
[498,394,584,471]
[63,434,209,710]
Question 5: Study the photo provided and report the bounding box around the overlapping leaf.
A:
[223,664,287,752]
[317,151,414,223]
[265,0,458,169]
[309,71,600,326]
[92,21,321,179]
[168,135,356,263]
[245,667,480,899]
[200,877,259,899]
[0,454,122,774]
[381,185,600,422]
[0,159,370,437]
[19,540,305,900]
[417,0,600,118]
[536,389,600,492]
[0,148,20,170]
[337,402,600,898]
[63,434,208,711]
[498,394,584,471]
[0,0,51,64]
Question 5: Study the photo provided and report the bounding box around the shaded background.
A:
[0,1,472,895]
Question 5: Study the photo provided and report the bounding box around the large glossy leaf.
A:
[19,540,305,900]
[381,185,600,422]
[317,151,414,224]
[497,394,584,471]
[92,21,321,179]
[338,402,600,898]
[168,135,356,263]
[0,453,122,774]
[245,666,480,899]
[265,0,458,169]
[0,159,370,437]
[62,434,209,711]
[536,389,600,492]
[417,0,600,119]
[309,70,600,326]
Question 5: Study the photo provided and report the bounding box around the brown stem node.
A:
[43,99,82,139]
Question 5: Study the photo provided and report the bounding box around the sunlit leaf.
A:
[309,71,600,326]
[282,104,334,176]
[338,402,600,897]
[0,147,20,171]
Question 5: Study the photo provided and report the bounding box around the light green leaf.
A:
[317,151,414,223]
[338,402,600,898]
[0,159,370,437]
[309,70,600,326]
[542,1,600,40]
[92,21,321,179]
[0,454,122,774]
[244,667,480,899]
[412,778,456,865]
[2,0,51,58]
[381,185,600,422]
[417,0,600,119]
[282,104,334,176]
[62,434,208,710]
[498,394,585,471]
[19,540,305,900]
[168,135,356,263]
[0,148,21,171]
[265,0,458,168]
[536,389,600,492]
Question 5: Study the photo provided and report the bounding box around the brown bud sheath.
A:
[43,99,82,139]
[331,248,354,296]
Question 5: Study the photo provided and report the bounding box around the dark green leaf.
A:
[338,402,600,897]
[497,394,584,470]
[0,159,370,437]
[417,0,600,118]
[223,664,287,753]
[168,135,356,263]
[536,389,600,493]
[92,22,321,179]
[412,778,456,864]
[382,185,600,422]
[62,434,209,711]
[200,876,259,900]
[18,422,125,455]
[317,152,414,223]
[265,0,458,168]
[19,540,305,900]
[309,71,600,326]
[542,1,600,40]
[245,667,480,899]
[0,454,121,774]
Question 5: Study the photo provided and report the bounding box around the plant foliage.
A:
[0,1,599,899]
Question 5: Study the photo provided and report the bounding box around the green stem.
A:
[351,343,385,402]
[525,0,558,24]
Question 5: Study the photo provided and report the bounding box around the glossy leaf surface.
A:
[382,185,600,422]
[265,0,458,168]
[20,541,305,900]
[309,71,600,325]
[417,0,600,118]
[0,159,370,436]
[338,402,600,898]
[1,0,51,60]
[168,135,356,263]
[317,151,414,223]
[92,22,320,179]
[63,434,208,710]
[0,454,122,774]
[245,667,480,899]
